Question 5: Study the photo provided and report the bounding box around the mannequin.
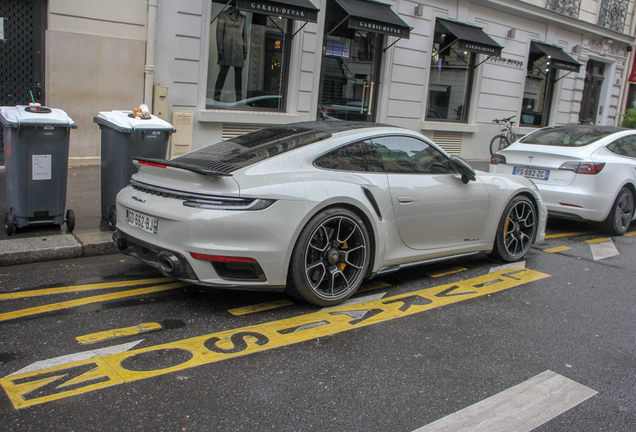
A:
[214,5,247,102]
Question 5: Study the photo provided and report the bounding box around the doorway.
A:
[579,60,605,125]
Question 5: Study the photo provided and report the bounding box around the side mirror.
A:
[449,156,476,184]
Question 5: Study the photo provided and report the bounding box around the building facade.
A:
[1,0,635,165]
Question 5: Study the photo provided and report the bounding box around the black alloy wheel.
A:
[492,195,537,262]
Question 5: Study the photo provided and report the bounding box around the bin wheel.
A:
[5,210,16,236]
[66,209,76,233]
[108,208,117,231]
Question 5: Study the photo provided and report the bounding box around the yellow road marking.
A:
[545,232,588,239]
[544,246,572,253]
[426,267,467,278]
[625,231,636,236]
[356,281,391,293]
[0,283,188,323]
[1,268,549,409]
[586,238,610,244]
[76,323,164,344]
[228,300,294,316]
[0,278,171,300]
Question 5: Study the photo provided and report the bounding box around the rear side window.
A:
[606,135,636,157]
[372,136,451,174]
[519,126,626,147]
[314,140,384,172]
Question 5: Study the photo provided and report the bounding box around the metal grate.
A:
[222,124,266,141]
[597,0,628,32]
[545,0,581,18]
[0,0,46,165]
[433,131,463,155]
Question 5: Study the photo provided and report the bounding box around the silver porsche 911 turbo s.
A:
[113,122,547,306]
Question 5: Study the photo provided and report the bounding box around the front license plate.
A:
[126,209,158,235]
[512,167,550,180]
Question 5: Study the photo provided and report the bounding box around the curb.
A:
[0,231,118,267]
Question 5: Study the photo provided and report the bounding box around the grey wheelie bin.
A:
[93,111,175,230]
[1,104,77,236]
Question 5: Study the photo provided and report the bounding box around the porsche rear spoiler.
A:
[134,157,236,177]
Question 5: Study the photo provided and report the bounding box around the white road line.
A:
[320,292,387,311]
[590,240,620,261]
[489,261,525,273]
[7,340,144,377]
[412,370,597,432]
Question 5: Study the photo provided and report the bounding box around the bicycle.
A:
[489,115,517,155]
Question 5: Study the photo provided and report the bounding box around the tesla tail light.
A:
[490,154,507,165]
[559,162,605,174]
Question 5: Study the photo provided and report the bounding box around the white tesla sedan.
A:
[490,125,636,235]
[114,122,546,306]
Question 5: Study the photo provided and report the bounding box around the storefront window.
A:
[206,0,291,110]
[521,53,554,127]
[426,22,475,122]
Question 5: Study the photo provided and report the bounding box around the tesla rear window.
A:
[519,126,626,147]
[183,126,331,169]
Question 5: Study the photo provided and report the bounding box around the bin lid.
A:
[93,110,176,134]
[0,105,77,128]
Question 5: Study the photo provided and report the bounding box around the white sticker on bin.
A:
[32,155,52,181]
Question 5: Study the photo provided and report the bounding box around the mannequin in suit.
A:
[214,6,247,102]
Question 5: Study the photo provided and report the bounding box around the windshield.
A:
[519,126,626,147]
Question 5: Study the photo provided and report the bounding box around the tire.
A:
[601,188,634,236]
[287,207,371,307]
[490,135,509,155]
[491,195,537,262]
[66,209,76,233]
[5,209,16,236]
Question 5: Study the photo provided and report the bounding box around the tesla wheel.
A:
[5,209,16,236]
[602,188,634,236]
[490,135,509,155]
[287,207,371,307]
[491,195,537,262]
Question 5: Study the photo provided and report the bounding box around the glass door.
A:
[319,31,383,122]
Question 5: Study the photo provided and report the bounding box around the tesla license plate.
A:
[512,167,549,180]
[126,209,158,235]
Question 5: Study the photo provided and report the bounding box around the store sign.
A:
[552,60,580,73]
[236,0,318,22]
[458,40,501,57]
[348,18,410,39]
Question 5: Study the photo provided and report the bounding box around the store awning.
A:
[235,0,319,23]
[436,18,502,57]
[333,0,411,39]
[531,42,581,73]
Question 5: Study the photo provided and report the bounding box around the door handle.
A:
[397,196,416,203]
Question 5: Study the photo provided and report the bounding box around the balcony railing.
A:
[597,0,628,32]
[546,0,581,18]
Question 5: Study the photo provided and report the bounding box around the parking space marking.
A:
[545,232,588,239]
[544,246,572,253]
[589,239,620,261]
[426,267,467,278]
[0,282,188,323]
[1,267,549,409]
[76,323,163,345]
[228,300,295,316]
[0,278,171,301]
[412,370,597,432]
[625,231,636,236]
[586,238,610,244]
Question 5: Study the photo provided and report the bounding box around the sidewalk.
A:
[0,160,491,267]
[0,164,118,266]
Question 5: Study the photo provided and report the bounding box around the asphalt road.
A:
[0,219,635,431]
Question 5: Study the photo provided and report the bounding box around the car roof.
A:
[272,120,397,134]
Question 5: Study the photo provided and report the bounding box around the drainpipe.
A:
[144,0,158,106]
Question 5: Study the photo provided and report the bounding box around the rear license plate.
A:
[512,167,550,180]
[126,209,158,235]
